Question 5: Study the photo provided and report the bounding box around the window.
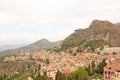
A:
[109,67,112,69]
[105,76,107,78]
[105,71,107,74]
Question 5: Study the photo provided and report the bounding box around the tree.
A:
[38,64,41,71]
[85,64,93,76]
[55,70,62,80]
[55,68,89,80]
[97,59,107,74]
[71,67,89,80]
[41,72,49,80]
[45,59,50,64]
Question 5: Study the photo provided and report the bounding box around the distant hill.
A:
[0,44,26,52]
[60,20,120,51]
[0,39,62,56]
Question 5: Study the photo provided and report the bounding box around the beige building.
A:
[3,56,16,62]
[103,46,120,54]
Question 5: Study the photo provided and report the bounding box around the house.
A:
[104,64,120,80]
[3,56,16,62]
[103,45,120,54]
[16,56,28,61]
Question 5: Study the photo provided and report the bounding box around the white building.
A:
[103,45,120,54]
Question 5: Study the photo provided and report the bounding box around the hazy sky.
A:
[0,0,120,45]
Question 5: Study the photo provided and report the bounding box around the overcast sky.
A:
[0,0,120,45]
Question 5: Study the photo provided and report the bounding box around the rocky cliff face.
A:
[61,20,120,50]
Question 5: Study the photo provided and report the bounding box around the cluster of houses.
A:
[102,46,120,80]
[104,56,120,80]
[3,52,31,62]
[3,46,120,80]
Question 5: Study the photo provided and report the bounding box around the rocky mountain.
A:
[0,39,62,56]
[61,20,120,51]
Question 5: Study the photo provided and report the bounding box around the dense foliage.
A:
[55,67,89,80]
[84,40,105,51]
[85,59,107,79]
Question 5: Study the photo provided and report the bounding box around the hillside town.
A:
[0,19,120,80]
[1,46,120,80]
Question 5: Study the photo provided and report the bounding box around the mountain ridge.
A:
[0,44,26,52]
[60,20,120,51]
[0,39,62,56]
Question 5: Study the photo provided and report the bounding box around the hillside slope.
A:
[61,20,120,51]
[0,39,62,56]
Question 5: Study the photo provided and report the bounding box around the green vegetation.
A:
[0,60,106,80]
[45,58,50,64]
[33,72,50,80]
[58,35,81,51]
[85,59,107,79]
[56,37,85,52]
[0,61,50,80]
[0,56,108,80]
[84,40,105,51]
[96,59,107,74]
[0,57,4,62]
[55,67,89,80]
[56,39,105,53]
[85,61,96,76]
